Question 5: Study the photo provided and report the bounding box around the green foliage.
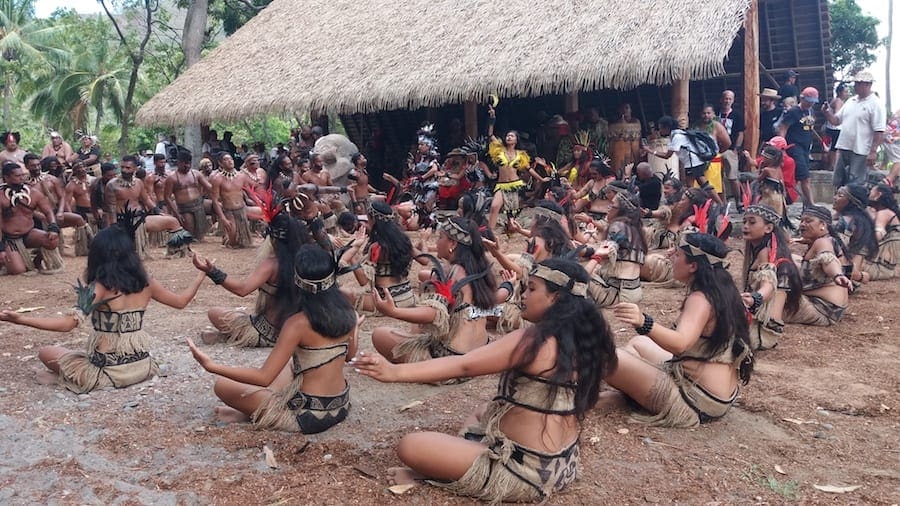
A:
[208,0,270,35]
[829,0,884,77]
[742,465,801,501]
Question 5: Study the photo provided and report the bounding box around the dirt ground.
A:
[0,228,897,505]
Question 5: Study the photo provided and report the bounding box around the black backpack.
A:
[682,130,718,162]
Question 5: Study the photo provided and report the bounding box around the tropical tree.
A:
[0,0,67,129]
[829,0,884,78]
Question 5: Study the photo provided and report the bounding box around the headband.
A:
[801,205,832,223]
[533,206,563,223]
[439,218,472,246]
[678,235,727,267]
[744,204,781,225]
[530,264,588,298]
[368,203,395,222]
[294,271,336,293]
[614,193,638,213]
[836,186,866,210]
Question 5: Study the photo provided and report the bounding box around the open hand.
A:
[0,310,23,324]
[349,350,399,383]
[192,254,215,273]
[372,285,396,316]
[186,337,214,370]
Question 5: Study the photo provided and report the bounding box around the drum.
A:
[608,121,642,173]
[647,137,677,180]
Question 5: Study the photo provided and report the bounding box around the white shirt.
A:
[669,130,704,168]
[835,94,886,155]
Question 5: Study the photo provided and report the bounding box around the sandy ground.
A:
[0,228,897,505]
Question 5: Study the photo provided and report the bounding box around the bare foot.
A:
[386,466,425,486]
[35,370,58,386]
[201,330,222,345]
[214,406,250,424]
[595,390,630,412]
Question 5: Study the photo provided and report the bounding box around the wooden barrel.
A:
[608,121,642,173]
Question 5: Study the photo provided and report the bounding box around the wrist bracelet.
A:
[206,267,227,285]
[635,313,654,335]
[833,273,844,282]
[498,281,514,299]
[0,241,6,252]
[748,291,763,314]
[47,223,61,234]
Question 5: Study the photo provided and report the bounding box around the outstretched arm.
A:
[0,310,80,332]
[352,328,527,383]
[149,267,206,309]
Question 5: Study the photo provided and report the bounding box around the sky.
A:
[33,0,899,106]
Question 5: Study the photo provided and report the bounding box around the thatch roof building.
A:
[137,0,753,125]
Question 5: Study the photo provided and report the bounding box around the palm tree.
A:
[0,0,67,129]
[29,39,127,136]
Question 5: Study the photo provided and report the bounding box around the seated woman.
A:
[833,185,879,287]
[572,159,617,221]
[187,245,357,432]
[640,187,727,285]
[740,205,801,350]
[0,216,206,393]
[783,205,852,326]
[340,201,415,314]
[641,178,685,283]
[485,205,573,331]
[197,212,308,347]
[583,193,646,307]
[351,258,617,503]
[862,183,900,281]
[605,233,753,428]
[371,217,496,374]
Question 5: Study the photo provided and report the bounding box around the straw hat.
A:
[758,88,781,99]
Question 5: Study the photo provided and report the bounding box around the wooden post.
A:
[744,0,760,155]
[565,91,579,129]
[464,100,478,138]
[671,78,690,129]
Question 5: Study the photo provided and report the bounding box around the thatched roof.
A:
[137,0,751,126]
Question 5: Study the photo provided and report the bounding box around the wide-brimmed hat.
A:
[446,147,468,157]
[758,88,781,100]
[853,71,875,83]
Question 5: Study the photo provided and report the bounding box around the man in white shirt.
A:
[824,71,886,187]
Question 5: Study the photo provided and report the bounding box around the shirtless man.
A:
[145,154,169,212]
[0,132,27,168]
[63,163,96,256]
[348,153,385,214]
[165,151,212,241]
[0,163,60,275]
[303,153,342,233]
[25,153,84,230]
[241,153,267,194]
[210,152,253,248]
[105,155,191,257]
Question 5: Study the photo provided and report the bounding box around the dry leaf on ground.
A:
[263,445,278,469]
[813,484,861,493]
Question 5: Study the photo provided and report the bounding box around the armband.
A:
[206,267,227,285]
[635,313,654,335]
[46,223,61,234]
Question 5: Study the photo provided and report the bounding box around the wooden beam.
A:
[463,100,478,138]
[565,91,579,129]
[671,77,690,129]
[744,0,760,155]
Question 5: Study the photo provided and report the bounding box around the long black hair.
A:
[513,258,617,419]
[870,183,900,216]
[681,233,752,384]
[532,220,572,257]
[459,191,494,241]
[269,213,310,326]
[85,226,149,294]
[607,194,647,256]
[837,184,878,261]
[741,214,802,316]
[294,245,356,338]
[367,201,413,277]
[447,217,496,310]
